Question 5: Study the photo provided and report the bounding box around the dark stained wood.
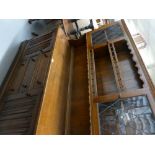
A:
[0,30,57,135]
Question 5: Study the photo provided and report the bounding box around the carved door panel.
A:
[0,31,56,134]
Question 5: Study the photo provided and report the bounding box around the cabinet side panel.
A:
[36,28,71,134]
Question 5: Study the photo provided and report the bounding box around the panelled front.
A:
[0,31,56,134]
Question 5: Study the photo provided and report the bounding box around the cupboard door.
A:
[98,95,155,135]
[0,31,56,134]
